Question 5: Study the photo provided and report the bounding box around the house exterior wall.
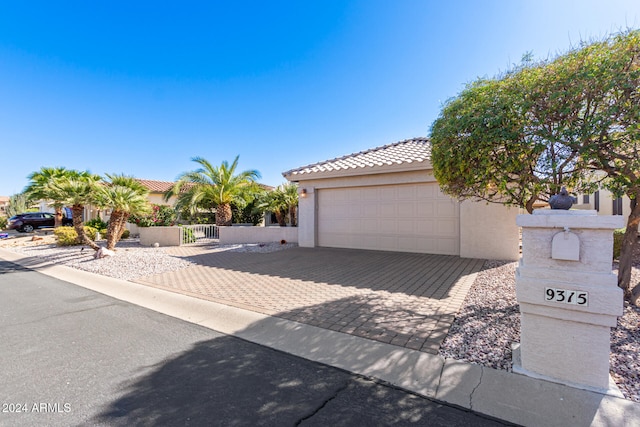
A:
[460,201,519,261]
[575,188,635,228]
[294,169,519,260]
[218,226,298,244]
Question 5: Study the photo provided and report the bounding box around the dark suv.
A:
[7,212,73,232]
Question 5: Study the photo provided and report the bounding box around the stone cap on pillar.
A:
[517,209,625,230]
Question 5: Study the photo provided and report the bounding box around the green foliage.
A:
[181,226,196,243]
[129,204,176,227]
[257,183,298,226]
[167,155,261,226]
[430,29,640,213]
[0,216,7,230]
[54,226,98,246]
[121,229,130,239]
[6,193,33,217]
[85,218,108,230]
[613,228,626,260]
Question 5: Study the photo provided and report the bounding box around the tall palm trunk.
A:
[72,205,100,251]
[216,203,233,226]
[54,206,63,228]
[106,211,123,250]
[289,205,297,227]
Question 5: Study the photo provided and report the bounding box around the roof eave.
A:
[283,160,433,182]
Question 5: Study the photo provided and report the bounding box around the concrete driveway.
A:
[134,246,485,354]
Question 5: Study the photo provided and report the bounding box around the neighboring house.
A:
[283,137,519,261]
[0,196,9,216]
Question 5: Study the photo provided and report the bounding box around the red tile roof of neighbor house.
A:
[134,179,177,193]
[282,137,431,177]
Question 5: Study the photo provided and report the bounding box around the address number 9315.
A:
[545,288,588,306]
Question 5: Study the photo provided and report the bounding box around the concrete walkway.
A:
[135,246,484,353]
[1,246,639,426]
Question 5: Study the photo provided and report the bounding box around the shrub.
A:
[129,204,176,227]
[54,226,99,246]
[613,228,625,260]
[0,216,7,230]
[85,218,108,230]
[181,226,196,243]
[121,229,130,239]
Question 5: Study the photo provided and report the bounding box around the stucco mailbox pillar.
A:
[514,210,625,393]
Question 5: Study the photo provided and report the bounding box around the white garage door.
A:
[317,183,460,255]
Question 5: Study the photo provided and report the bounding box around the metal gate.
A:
[180,224,219,245]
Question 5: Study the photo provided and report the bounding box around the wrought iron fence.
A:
[180,224,219,245]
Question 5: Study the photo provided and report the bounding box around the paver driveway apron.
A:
[134,246,484,354]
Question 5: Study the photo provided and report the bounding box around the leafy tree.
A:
[48,172,102,251]
[430,30,640,304]
[167,156,260,226]
[232,185,267,225]
[96,174,151,250]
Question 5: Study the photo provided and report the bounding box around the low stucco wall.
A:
[459,201,519,261]
[139,226,181,247]
[219,226,298,245]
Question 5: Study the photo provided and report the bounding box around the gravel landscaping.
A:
[440,257,640,403]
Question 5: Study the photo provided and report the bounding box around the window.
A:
[583,194,590,204]
[594,191,600,212]
[613,197,623,215]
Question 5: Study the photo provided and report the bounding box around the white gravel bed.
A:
[440,260,640,403]
[9,240,195,281]
[7,239,297,280]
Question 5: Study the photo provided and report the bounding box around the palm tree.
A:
[258,183,299,227]
[167,156,260,226]
[258,188,288,226]
[23,167,73,227]
[282,182,299,227]
[48,172,102,251]
[96,174,151,250]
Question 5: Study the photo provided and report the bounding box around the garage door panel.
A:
[318,184,459,255]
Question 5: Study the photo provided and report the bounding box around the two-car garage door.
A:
[317,183,460,255]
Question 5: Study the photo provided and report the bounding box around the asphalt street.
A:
[0,260,511,426]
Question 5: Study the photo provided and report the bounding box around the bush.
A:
[54,226,98,246]
[613,228,625,260]
[0,216,7,230]
[85,218,108,230]
[121,229,130,239]
[129,204,176,227]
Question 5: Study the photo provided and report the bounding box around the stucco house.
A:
[283,137,519,260]
[0,196,9,216]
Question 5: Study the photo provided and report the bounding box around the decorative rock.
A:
[94,247,116,259]
[153,242,160,248]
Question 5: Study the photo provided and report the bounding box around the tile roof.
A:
[283,137,431,178]
[134,179,177,193]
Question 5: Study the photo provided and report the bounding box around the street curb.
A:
[1,248,639,426]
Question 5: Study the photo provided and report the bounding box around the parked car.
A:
[7,212,73,232]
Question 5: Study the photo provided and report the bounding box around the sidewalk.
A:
[1,247,639,427]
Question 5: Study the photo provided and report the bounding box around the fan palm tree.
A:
[167,156,260,226]
[23,167,74,227]
[96,174,151,250]
[48,172,102,250]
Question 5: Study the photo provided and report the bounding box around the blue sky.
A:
[1,1,639,196]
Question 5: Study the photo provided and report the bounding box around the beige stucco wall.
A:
[293,169,520,260]
[139,226,181,247]
[218,226,298,245]
[460,201,520,261]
